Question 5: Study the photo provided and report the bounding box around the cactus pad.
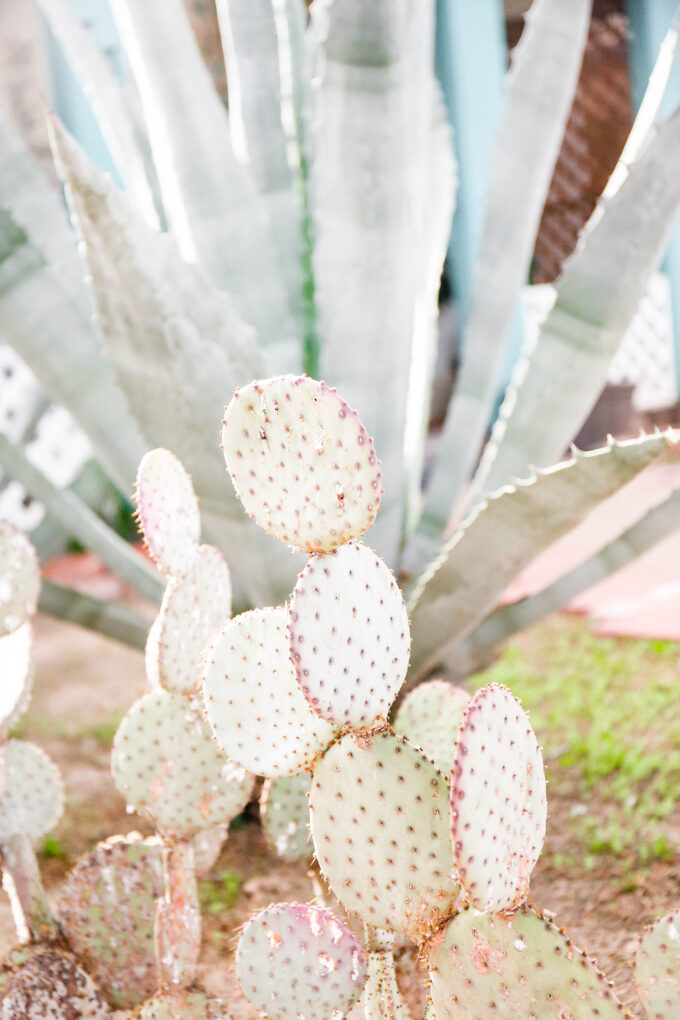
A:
[0,946,110,1018]
[111,690,254,836]
[288,543,410,728]
[0,623,33,738]
[261,773,312,862]
[222,376,381,552]
[393,680,469,775]
[310,730,459,942]
[450,683,546,913]
[0,740,64,843]
[237,902,367,1020]
[192,823,228,875]
[0,522,40,637]
[133,990,227,1018]
[633,907,680,1017]
[145,615,162,690]
[203,608,336,777]
[58,834,164,1010]
[157,544,232,693]
[428,905,623,1019]
[135,448,200,577]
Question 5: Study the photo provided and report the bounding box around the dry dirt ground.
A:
[0,612,678,1017]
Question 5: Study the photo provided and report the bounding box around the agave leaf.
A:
[35,0,162,228]
[39,579,149,649]
[407,432,675,682]
[215,0,309,343]
[475,105,680,496]
[0,434,163,604]
[402,0,592,575]
[49,120,300,606]
[311,0,420,562]
[465,481,680,659]
[109,0,299,372]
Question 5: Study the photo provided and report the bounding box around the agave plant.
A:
[0,0,679,685]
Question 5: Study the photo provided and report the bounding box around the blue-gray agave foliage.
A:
[1,0,680,679]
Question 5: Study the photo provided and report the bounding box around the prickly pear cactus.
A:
[427,905,624,1019]
[0,521,40,636]
[0,740,64,845]
[260,773,312,862]
[236,902,367,1020]
[135,448,201,578]
[58,834,165,1010]
[221,376,382,552]
[132,989,228,1018]
[203,607,336,777]
[111,689,253,837]
[393,679,469,774]
[309,730,459,942]
[0,945,110,1018]
[450,682,546,913]
[633,907,680,1018]
[288,542,410,728]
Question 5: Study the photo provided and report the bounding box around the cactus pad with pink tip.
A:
[222,376,381,552]
[111,690,254,836]
[261,773,312,861]
[0,740,64,844]
[309,730,459,943]
[237,902,367,1020]
[450,683,546,913]
[633,907,680,1018]
[0,522,40,637]
[135,448,200,578]
[58,834,164,1010]
[202,607,336,777]
[288,543,410,728]
[428,905,623,1020]
[157,544,232,693]
[394,680,469,774]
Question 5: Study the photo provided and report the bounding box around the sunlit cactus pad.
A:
[111,690,254,836]
[450,682,546,913]
[145,615,162,690]
[0,623,33,738]
[192,823,228,875]
[428,905,623,1020]
[310,730,459,942]
[222,376,382,552]
[633,907,680,1018]
[131,989,227,1018]
[237,902,367,1020]
[157,544,232,693]
[288,543,410,728]
[0,740,64,843]
[58,834,164,1010]
[0,521,40,637]
[135,448,200,577]
[261,773,312,862]
[203,607,336,778]
[0,945,110,1018]
[394,680,469,775]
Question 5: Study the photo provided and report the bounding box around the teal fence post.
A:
[626,0,680,398]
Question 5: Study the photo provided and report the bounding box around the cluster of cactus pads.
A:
[1,374,680,1017]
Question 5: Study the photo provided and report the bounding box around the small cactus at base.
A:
[0,946,110,1018]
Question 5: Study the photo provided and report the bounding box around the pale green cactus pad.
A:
[288,543,410,728]
[0,740,64,843]
[0,623,33,739]
[393,680,469,775]
[203,607,336,778]
[111,690,254,836]
[450,683,546,913]
[310,730,459,942]
[428,905,623,1019]
[157,544,232,694]
[132,990,227,1018]
[0,522,40,637]
[145,615,162,690]
[261,773,312,862]
[192,823,228,875]
[58,834,164,1010]
[633,907,680,1018]
[237,902,367,1020]
[0,945,110,1018]
[135,448,200,578]
[222,376,382,553]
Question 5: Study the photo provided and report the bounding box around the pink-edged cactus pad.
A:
[135,448,201,578]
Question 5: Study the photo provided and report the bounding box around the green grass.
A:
[199,868,244,915]
[473,618,680,866]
